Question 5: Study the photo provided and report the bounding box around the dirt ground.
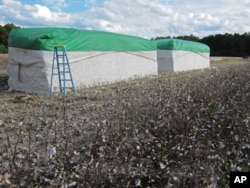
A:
[0,54,8,69]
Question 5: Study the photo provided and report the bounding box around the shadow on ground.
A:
[0,74,8,91]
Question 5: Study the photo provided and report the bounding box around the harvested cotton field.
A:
[0,59,249,187]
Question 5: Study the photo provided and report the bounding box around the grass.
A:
[210,57,246,65]
[0,58,249,187]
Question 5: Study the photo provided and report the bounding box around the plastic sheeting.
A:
[8,28,156,52]
[8,28,210,94]
[9,27,210,53]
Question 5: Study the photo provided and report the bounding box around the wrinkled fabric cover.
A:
[8,28,210,94]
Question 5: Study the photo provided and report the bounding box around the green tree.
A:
[0,44,7,53]
[0,23,20,53]
[174,34,200,42]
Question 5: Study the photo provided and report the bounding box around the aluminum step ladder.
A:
[49,46,76,98]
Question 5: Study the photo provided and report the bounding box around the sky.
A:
[0,0,250,39]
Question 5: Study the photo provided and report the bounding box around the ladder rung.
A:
[58,67,70,69]
[53,70,69,73]
[61,79,72,81]
[55,45,66,48]
[55,68,70,71]
[53,71,70,73]
[58,72,70,74]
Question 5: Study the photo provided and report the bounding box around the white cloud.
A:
[188,13,222,32]
[76,0,179,37]
[2,0,21,7]
[0,0,72,27]
[75,0,237,37]
[42,0,67,11]
[0,0,250,38]
[32,4,52,20]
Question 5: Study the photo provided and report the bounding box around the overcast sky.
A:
[0,0,249,39]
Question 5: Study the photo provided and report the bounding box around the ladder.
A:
[49,46,76,97]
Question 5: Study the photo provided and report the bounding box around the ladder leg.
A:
[63,49,67,97]
[65,51,76,94]
[56,48,63,92]
[49,50,56,98]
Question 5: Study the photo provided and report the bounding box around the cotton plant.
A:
[48,147,56,159]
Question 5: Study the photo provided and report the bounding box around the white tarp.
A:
[8,47,157,94]
[157,50,210,72]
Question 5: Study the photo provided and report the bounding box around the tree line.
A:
[0,23,249,56]
[0,23,20,53]
[155,33,250,57]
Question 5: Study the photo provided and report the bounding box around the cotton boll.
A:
[236,166,242,171]
[18,121,23,126]
[135,179,141,187]
[48,147,56,159]
[234,135,239,142]
[159,162,166,169]
[219,141,225,149]
[68,182,77,187]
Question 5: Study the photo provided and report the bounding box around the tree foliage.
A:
[199,33,250,56]
[0,23,20,53]
[155,33,250,57]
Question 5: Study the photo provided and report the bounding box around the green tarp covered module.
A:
[157,38,210,53]
[156,38,210,72]
[8,27,156,51]
[8,28,209,52]
[8,27,210,94]
[8,27,158,94]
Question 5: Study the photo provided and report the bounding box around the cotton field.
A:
[0,61,249,187]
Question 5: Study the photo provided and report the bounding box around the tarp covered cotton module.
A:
[8,27,210,94]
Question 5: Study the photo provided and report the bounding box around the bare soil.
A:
[0,54,8,69]
[0,56,249,187]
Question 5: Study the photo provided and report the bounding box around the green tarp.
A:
[9,27,210,53]
[9,27,156,52]
[157,39,210,53]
